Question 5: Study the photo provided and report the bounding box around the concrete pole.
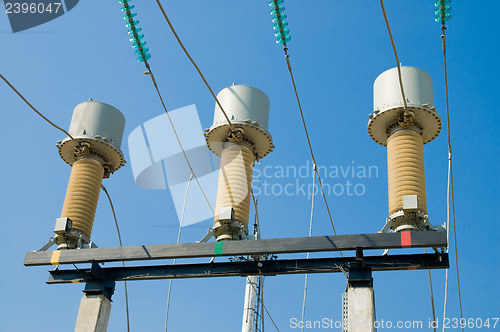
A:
[241,275,258,332]
[74,294,112,332]
[345,269,376,332]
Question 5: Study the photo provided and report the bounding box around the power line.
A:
[424,248,437,332]
[259,275,265,332]
[380,0,449,331]
[119,1,214,215]
[282,49,341,248]
[267,0,341,253]
[143,69,214,215]
[154,0,236,133]
[301,166,316,332]
[440,21,464,331]
[0,73,75,140]
[378,0,408,110]
[164,173,192,332]
[101,184,131,332]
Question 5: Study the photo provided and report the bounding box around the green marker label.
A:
[214,241,224,256]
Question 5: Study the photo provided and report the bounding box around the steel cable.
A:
[164,173,193,331]
[154,0,235,132]
[1,73,75,140]
[283,52,341,253]
[300,165,316,332]
[101,185,131,332]
[440,22,464,331]
[379,0,408,110]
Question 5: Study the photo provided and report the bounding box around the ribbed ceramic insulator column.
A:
[387,129,427,215]
[60,157,104,238]
[214,144,255,228]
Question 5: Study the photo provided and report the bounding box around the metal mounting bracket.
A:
[83,261,115,301]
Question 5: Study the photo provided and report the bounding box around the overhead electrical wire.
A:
[2,51,132,332]
[435,0,464,329]
[0,73,75,140]
[378,1,446,327]
[251,162,265,332]
[119,0,214,214]
[123,4,278,330]
[424,248,437,332]
[164,173,193,332]
[101,184,131,332]
[300,166,316,332]
[378,0,408,110]
[268,1,341,247]
[443,159,451,332]
[259,274,265,332]
[154,0,236,133]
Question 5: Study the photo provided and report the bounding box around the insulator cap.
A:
[368,66,441,146]
[58,100,126,172]
[205,85,274,160]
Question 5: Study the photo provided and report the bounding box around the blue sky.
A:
[1,1,499,331]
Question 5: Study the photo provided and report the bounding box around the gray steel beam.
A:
[25,231,447,266]
[47,253,449,284]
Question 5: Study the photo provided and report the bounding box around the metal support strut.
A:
[74,262,115,332]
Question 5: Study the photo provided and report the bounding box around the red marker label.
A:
[401,232,412,248]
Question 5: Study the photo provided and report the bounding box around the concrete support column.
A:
[345,269,376,332]
[74,294,112,332]
[241,275,258,332]
[74,278,115,332]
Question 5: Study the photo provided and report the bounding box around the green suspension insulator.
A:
[269,0,291,44]
[434,0,452,22]
[119,0,151,62]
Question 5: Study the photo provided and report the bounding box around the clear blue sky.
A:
[1,1,498,331]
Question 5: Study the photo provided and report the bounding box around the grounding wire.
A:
[442,125,451,332]
[442,143,451,332]
[0,73,76,140]
[259,274,265,332]
[101,184,131,332]
[282,49,341,247]
[252,160,263,237]
[440,21,464,331]
[300,165,316,332]
[378,0,408,110]
[164,173,193,332]
[251,189,261,238]
[154,0,236,133]
[249,277,280,332]
[424,248,437,332]
[250,165,264,332]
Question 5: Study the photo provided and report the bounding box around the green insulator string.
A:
[119,0,151,63]
[434,0,452,23]
[269,0,291,45]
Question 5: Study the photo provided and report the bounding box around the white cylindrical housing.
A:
[205,84,274,160]
[58,100,126,172]
[374,66,434,113]
[213,85,270,131]
[68,101,125,149]
[368,66,441,146]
